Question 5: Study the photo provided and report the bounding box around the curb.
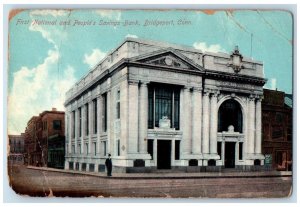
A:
[26,166,292,180]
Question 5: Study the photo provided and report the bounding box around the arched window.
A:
[218,99,243,133]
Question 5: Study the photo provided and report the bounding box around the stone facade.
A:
[64,38,266,173]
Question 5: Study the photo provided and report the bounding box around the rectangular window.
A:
[148,84,180,130]
[148,87,154,129]
[53,120,62,130]
[103,141,107,156]
[72,145,75,154]
[79,107,82,137]
[239,143,243,160]
[217,142,222,157]
[93,99,97,134]
[93,142,97,156]
[85,143,88,155]
[175,140,180,160]
[147,140,154,160]
[116,90,120,119]
[102,93,107,132]
[86,104,89,135]
[117,139,120,156]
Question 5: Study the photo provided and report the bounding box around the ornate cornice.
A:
[205,69,266,85]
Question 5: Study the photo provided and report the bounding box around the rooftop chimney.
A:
[52,108,57,111]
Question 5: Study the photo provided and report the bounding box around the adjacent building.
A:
[24,108,65,168]
[64,38,266,173]
[262,89,292,171]
[8,134,25,165]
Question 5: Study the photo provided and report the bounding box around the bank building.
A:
[64,38,266,173]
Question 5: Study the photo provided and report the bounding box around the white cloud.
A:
[126,34,138,38]
[193,42,226,53]
[29,23,56,47]
[83,49,106,68]
[95,10,121,21]
[29,16,68,49]
[8,50,76,134]
[30,10,70,17]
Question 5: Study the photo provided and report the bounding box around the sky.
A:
[7,9,293,134]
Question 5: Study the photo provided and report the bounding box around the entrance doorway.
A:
[225,142,236,168]
[157,140,171,169]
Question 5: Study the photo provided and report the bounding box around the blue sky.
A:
[8,9,293,134]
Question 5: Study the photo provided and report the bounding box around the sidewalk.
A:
[27,166,292,179]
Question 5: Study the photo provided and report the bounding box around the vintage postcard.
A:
[7,8,293,198]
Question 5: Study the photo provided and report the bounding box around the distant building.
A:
[23,108,65,169]
[8,134,25,165]
[64,38,266,173]
[262,89,292,171]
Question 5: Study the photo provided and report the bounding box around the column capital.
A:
[128,80,139,85]
[183,85,192,90]
[249,94,256,101]
[203,91,210,96]
[140,81,150,86]
[192,86,202,92]
[211,90,220,98]
[255,95,263,102]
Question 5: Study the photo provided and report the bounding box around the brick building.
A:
[8,134,25,165]
[262,89,292,171]
[24,108,65,168]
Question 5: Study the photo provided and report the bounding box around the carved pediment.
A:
[131,49,203,71]
[142,54,192,69]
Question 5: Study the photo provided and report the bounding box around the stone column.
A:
[128,80,139,154]
[255,97,262,154]
[120,80,130,155]
[88,101,93,154]
[202,91,210,154]
[97,96,102,155]
[209,91,218,155]
[107,89,112,155]
[192,87,202,155]
[139,82,148,154]
[81,105,86,154]
[182,86,191,155]
[68,112,72,154]
[248,95,255,154]
[75,109,79,154]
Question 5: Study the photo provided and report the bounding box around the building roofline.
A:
[67,37,263,96]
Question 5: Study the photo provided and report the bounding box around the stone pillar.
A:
[82,105,86,154]
[202,91,210,154]
[68,112,72,154]
[88,101,93,154]
[209,91,218,155]
[107,89,112,155]
[248,95,255,154]
[75,109,79,154]
[255,97,262,154]
[182,86,191,155]
[139,82,148,154]
[192,87,202,155]
[128,80,139,154]
[97,96,102,155]
[119,81,128,157]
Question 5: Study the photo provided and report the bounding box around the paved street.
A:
[7,165,292,198]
